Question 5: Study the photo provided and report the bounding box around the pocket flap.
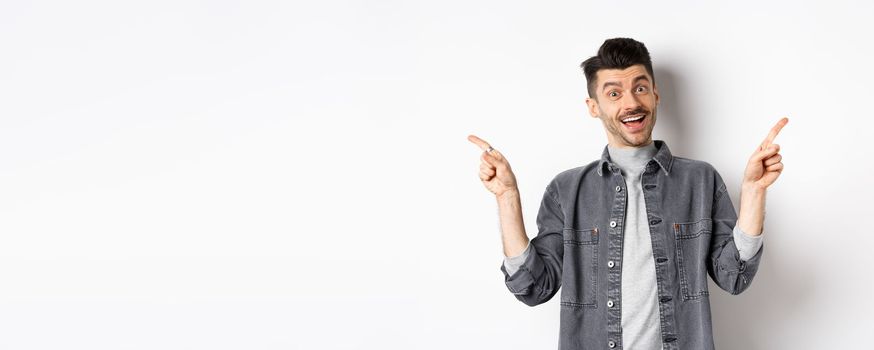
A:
[673,218,712,239]
[562,227,599,245]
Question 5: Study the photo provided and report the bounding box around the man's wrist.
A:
[741,182,766,197]
[496,187,520,202]
[738,181,766,237]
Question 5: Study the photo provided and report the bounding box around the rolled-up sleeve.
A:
[707,171,764,295]
[499,180,565,306]
[733,224,764,262]
[503,241,531,276]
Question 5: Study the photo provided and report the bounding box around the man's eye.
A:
[637,86,648,92]
[609,91,619,97]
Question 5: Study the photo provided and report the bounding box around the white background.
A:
[1,0,872,349]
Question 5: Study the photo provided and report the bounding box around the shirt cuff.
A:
[503,241,531,276]
[733,224,764,262]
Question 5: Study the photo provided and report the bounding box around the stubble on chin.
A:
[618,126,654,148]
[602,114,655,147]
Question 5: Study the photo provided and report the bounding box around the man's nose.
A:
[620,91,643,113]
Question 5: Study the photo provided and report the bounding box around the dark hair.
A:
[581,38,655,99]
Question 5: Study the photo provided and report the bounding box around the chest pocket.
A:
[673,218,712,300]
[560,227,599,308]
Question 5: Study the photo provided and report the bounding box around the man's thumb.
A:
[753,144,779,162]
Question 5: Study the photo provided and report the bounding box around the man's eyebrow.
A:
[601,75,651,91]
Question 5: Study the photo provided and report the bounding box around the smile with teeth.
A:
[622,114,646,123]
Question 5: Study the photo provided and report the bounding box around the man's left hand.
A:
[743,117,788,190]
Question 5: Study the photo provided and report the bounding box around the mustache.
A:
[620,108,649,119]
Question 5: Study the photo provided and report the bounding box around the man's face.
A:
[585,64,660,148]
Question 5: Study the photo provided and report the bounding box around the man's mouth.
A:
[621,114,647,130]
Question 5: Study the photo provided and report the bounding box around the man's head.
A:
[582,38,660,148]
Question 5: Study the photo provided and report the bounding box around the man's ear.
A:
[653,84,660,106]
[585,97,600,118]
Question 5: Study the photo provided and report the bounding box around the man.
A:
[468,38,787,350]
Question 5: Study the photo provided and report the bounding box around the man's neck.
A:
[607,140,658,173]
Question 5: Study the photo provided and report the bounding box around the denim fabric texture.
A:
[499,140,764,350]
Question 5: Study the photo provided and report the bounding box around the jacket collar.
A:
[597,139,674,177]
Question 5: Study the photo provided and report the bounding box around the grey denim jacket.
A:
[499,140,763,350]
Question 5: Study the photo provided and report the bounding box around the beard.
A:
[602,106,656,147]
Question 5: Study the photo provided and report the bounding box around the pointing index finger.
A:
[467,134,493,152]
[762,117,789,148]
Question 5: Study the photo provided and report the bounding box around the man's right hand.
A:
[468,134,529,258]
[468,134,518,197]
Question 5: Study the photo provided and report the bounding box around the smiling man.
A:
[468,38,787,349]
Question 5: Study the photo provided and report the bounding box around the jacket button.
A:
[615,185,621,192]
[607,300,614,307]
[610,221,617,228]
[607,261,615,268]
[608,341,616,348]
